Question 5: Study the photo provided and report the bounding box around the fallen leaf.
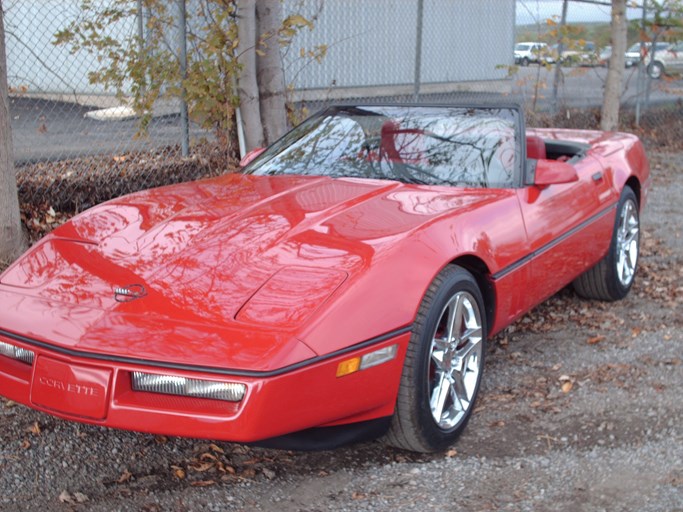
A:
[190,480,215,487]
[20,440,31,450]
[171,465,186,480]
[587,335,605,345]
[262,468,276,480]
[117,470,133,484]
[352,492,367,500]
[209,443,224,454]
[445,448,458,458]
[27,422,41,436]
[73,492,88,503]
[240,468,256,479]
[561,381,574,393]
[190,462,214,473]
[58,491,87,504]
[190,480,216,487]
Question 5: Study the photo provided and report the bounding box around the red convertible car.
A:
[0,104,649,452]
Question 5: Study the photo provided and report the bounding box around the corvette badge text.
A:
[37,376,100,397]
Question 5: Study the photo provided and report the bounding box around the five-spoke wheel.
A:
[428,291,483,430]
[574,186,640,301]
[615,197,639,287]
[386,265,486,453]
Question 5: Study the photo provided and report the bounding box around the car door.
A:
[668,42,683,73]
[515,155,613,308]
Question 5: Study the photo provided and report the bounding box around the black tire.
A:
[648,61,664,79]
[573,187,640,301]
[385,265,486,453]
[521,57,529,67]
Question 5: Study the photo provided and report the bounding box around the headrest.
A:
[526,135,546,160]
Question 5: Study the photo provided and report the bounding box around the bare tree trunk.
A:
[255,0,287,145]
[0,4,25,266]
[551,0,568,114]
[236,0,264,151]
[601,0,627,131]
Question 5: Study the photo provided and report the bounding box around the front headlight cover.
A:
[131,372,246,402]
[0,340,35,365]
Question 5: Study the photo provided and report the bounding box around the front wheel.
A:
[385,265,486,453]
[573,186,640,301]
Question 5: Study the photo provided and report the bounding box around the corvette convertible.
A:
[0,104,649,452]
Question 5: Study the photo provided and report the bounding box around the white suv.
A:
[647,41,683,78]
[514,42,550,66]
[625,41,671,68]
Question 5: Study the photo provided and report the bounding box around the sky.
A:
[516,0,646,25]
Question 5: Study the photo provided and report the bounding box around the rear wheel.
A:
[521,57,529,67]
[386,265,486,453]
[648,61,664,79]
[573,187,639,301]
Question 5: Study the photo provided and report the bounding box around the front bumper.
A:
[0,329,410,442]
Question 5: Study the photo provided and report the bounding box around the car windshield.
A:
[243,106,520,188]
[515,44,531,51]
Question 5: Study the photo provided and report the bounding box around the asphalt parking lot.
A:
[0,148,681,511]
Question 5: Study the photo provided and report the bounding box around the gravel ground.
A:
[1,150,682,512]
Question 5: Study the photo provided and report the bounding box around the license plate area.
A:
[31,356,111,420]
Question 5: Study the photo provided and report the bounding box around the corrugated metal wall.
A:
[282,0,514,91]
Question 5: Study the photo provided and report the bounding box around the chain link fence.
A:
[3,0,682,231]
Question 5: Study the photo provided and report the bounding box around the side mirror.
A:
[534,159,579,187]
[239,147,266,167]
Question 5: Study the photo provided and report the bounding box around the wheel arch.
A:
[448,255,495,336]
[625,175,641,208]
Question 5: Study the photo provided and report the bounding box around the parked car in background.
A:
[647,41,683,78]
[561,41,598,66]
[598,46,612,67]
[514,42,550,66]
[625,41,671,68]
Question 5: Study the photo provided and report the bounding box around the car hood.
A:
[0,173,501,371]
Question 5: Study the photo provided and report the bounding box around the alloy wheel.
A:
[428,291,483,430]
